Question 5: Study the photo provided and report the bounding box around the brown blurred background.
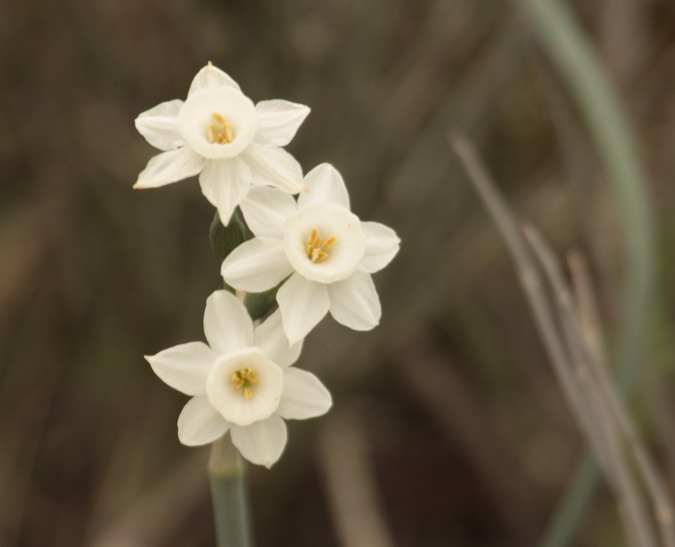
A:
[3,0,675,545]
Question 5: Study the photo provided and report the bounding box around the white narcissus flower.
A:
[134,62,310,225]
[145,290,332,468]
[221,163,401,344]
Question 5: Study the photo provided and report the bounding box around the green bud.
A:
[245,284,282,320]
[210,210,246,262]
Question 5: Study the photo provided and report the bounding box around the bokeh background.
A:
[3,0,675,545]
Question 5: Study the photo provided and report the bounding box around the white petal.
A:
[254,99,310,147]
[199,158,251,225]
[203,290,254,355]
[221,238,293,292]
[133,147,206,189]
[277,273,330,345]
[204,291,253,355]
[254,309,303,367]
[243,142,304,194]
[328,270,381,331]
[145,342,216,395]
[135,99,185,151]
[240,186,298,239]
[297,163,350,209]
[360,221,401,273]
[177,396,230,446]
[230,415,287,468]
[187,63,241,96]
[277,368,332,420]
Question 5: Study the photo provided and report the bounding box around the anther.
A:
[211,112,227,126]
[306,229,336,263]
[207,124,216,144]
[207,112,234,144]
[232,368,257,397]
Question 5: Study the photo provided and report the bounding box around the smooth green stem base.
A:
[208,437,253,547]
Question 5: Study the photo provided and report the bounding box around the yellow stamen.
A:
[211,112,227,126]
[231,368,257,397]
[308,229,318,246]
[306,229,336,263]
[207,124,216,143]
[207,112,234,144]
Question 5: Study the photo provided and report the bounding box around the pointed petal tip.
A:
[283,326,303,347]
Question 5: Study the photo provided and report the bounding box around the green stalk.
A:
[208,436,254,547]
[517,1,657,545]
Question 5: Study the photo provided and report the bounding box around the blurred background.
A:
[3,0,675,545]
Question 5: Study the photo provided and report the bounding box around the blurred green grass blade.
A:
[517,0,657,545]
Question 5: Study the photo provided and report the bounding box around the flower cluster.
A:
[135,63,400,468]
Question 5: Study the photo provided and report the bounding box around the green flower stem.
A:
[208,436,254,547]
[517,0,657,545]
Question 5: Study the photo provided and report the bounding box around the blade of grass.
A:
[515,1,657,544]
[569,254,675,547]
[524,225,659,547]
[449,133,617,496]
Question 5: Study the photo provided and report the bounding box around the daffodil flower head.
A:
[145,290,332,468]
[221,163,401,344]
[134,62,310,225]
